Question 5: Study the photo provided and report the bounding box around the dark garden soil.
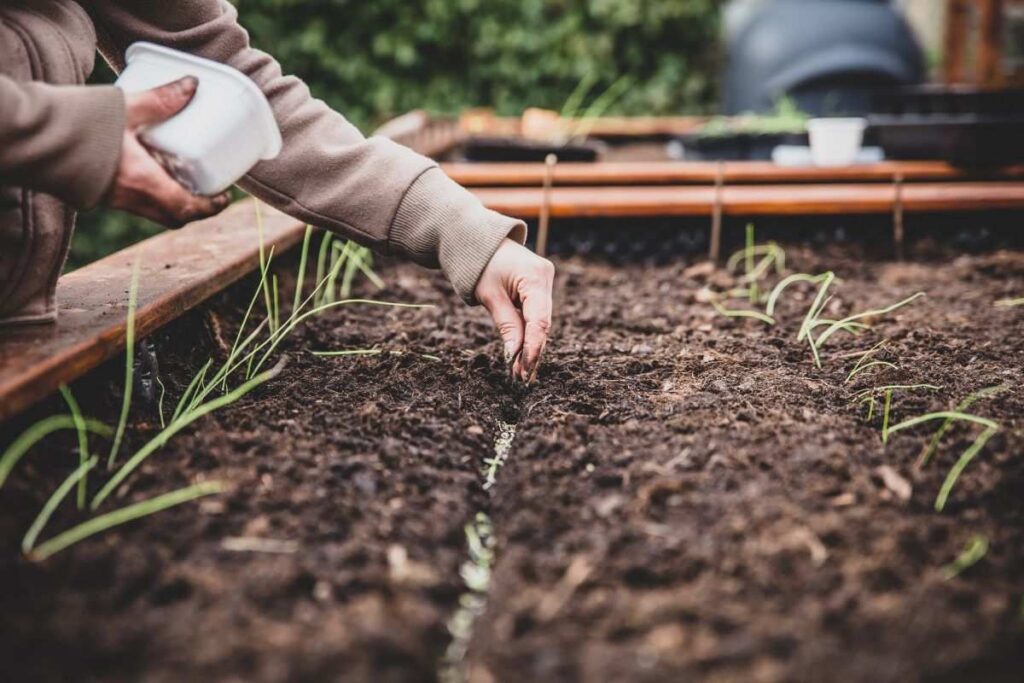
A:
[1,235,1023,682]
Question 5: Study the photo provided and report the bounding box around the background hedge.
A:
[72,0,722,267]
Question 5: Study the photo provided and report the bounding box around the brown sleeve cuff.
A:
[389,167,527,304]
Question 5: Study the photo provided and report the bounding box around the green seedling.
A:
[566,74,633,142]
[22,457,97,554]
[254,200,278,333]
[441,512,496,682]
[942,535,988,580]
[799,282,923,369]
[886,411,999,511]
[765,272,831,318]
[31,481,222,561]
[844,340,898,383]
[293,226,313,314]
[5,207,416,559]
[726,224,786,305]
[0,416,112,487]
[314,231,334,298]
[59,385,90,509]
[796,272,836,368]
[697,96,808,138]
[107,259,141,469]
[813,292,925,349]
[711,300,775,325]
[559,71,597,121]
[854,384,942,441]
[92,361,284,510]
[917,385,1005,469]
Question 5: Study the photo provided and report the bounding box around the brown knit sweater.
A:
[0,0,525,303]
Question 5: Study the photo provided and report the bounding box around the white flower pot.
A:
[807,117,868,167]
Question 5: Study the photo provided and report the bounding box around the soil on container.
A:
[0,237,1022,682]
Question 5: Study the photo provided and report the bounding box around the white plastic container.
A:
[807,117,868,167]
[115,42,282,195]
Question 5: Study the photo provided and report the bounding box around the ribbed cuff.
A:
[390,167,527,304]
[62,85,125,209]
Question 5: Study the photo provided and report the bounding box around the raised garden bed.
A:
[1,225,1022,680]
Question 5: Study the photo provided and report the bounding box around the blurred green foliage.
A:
[71,0,721,268]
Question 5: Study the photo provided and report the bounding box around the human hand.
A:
[475,238,555,383]
[104,76,229,227]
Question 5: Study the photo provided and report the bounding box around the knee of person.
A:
[0,1,97,85]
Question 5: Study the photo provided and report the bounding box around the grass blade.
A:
[766,272,830,319]
[936,426,998,512]
[31,481,222,561]
[172,359,213,424]
[559,70,597,119]
[0,417,112,487]
[942,535,989,579]
[887,410,998,436]
[846,360,899,383]
[22,457,97,554]
[254,200,277,333]
[711,301,775,325]
[58,385,90,510]
[107,259,141,469]
[92,361,284,510]
[917,385,1005,468]
[292,226,313,314]
[797,273,834,342]
[815,292,925,347]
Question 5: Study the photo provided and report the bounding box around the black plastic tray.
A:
[868,116,1024,167]
[457,137,602,163]
[674,132,808,161]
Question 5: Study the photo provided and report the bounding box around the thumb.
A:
[125,76,198,128]
[481,289,525,368]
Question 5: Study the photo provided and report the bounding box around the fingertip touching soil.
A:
[1,230,1022,682]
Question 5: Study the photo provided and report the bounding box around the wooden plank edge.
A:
[0,199,306,422]
[443,161,1024,187]
[470,182,1024,219]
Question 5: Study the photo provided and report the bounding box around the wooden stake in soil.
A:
[709,161,725,265]
[893,172,905,261]
[536,154,557,258]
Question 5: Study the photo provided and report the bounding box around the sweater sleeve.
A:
[0,76,124,209]
[83,0,525,303]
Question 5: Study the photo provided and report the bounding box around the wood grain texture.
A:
[471,182,1024,218]
[443,161,1024,187]
[0,200,306,422]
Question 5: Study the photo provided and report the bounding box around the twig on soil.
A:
[995,297,1024,307]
